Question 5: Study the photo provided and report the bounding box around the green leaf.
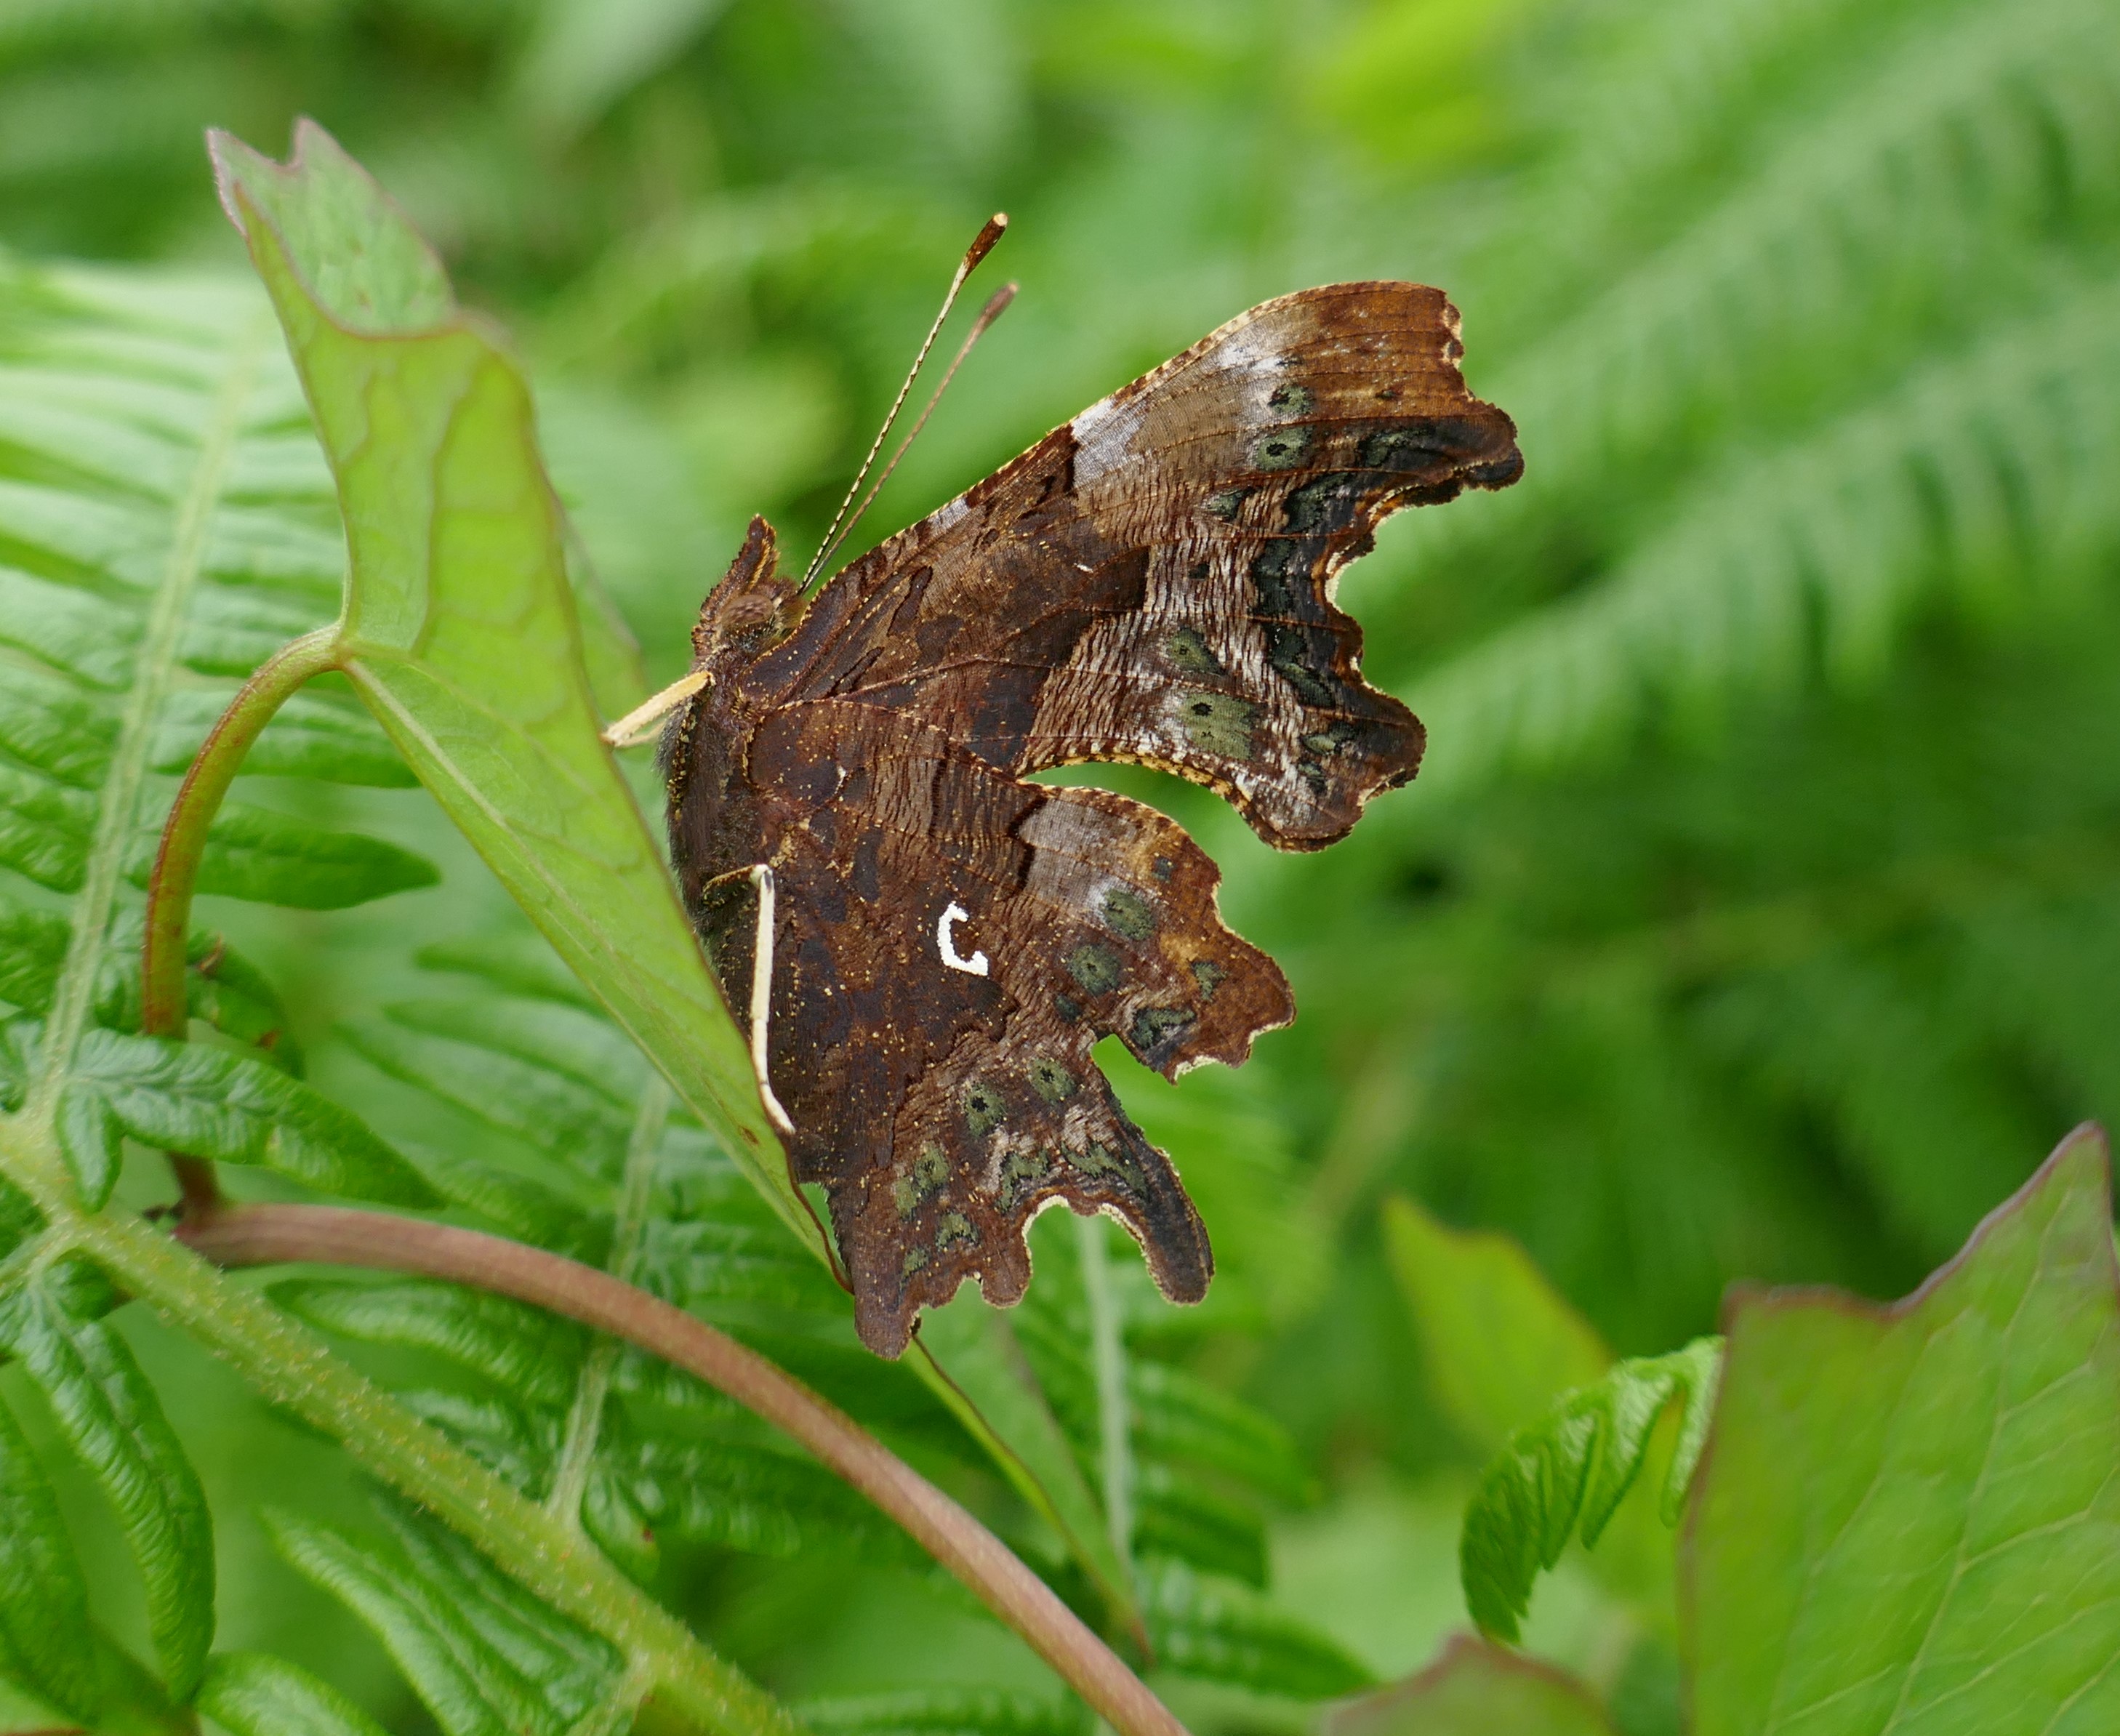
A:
[1461,1336,1720,1643]
[1324,1634,1614,1736]
[1133,1463,1267,1588]
[153,688,418,787]
[0,1391,99,1721]
[176,799,439,909]
[794,1688,1085,1736]
[1128,1360,1311,1506]
[1139,1559,1373,1700]
[266,1501,625,1736]
[1685,1123,2120,1732]
[0,1261,214,1699]
[1384,1194,1615,1452]
[57,1026,436,1208]
[209,121,806,1245]
[196,1651,393,1736]
[270,1277,585,1407]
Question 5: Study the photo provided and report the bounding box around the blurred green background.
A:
[4,0,2116,1727]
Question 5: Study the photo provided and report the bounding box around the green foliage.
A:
[0,1389,99,1721]
[1686,1124,2120,1731]
[1383,1194,1613,1452]
[0,0,2116,1730]
[0,1260,214,1698]
[1325,1635,1615,1736]
[57,1026,435,1207]
[267,1500,630,1736]
[195,1650,393,1736]
[1459,1338,1721,1642]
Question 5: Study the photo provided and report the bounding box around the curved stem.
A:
[141,627,341,1210]
[177,1202,1190,1736]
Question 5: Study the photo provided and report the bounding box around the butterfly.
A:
[652,260,1520,1357]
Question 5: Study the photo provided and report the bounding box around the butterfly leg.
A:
[600,668,711,749]
[692,861,797,1135]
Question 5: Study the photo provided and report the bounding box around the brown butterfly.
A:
[646,235,1521,1357]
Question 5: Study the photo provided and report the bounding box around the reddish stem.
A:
[177,1203,1189,1736]
[141,628,340,1212]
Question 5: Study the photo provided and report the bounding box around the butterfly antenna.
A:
[827,281,1016,570]
[803,213,1008,589]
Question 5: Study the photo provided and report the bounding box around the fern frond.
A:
[796,1688,1087,1736]
[1414,270,2120,795]
[1139,1561,1372,1699]
[266,1500,626,1736]
[1460,1336,1722,1642]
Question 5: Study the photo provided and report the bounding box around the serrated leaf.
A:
[158,799,439,909]
[1139,1559,1372,1700]
[0,891,71,1018]
[196,1650,393,1736]
[0,1392,99,1721]
[1685,1125,2120,1732]
[0,756,94,889]
[1384,1194,1614,1452]
[0,659,116,787]
[1461,1336,1720,1643]
[1324,1633,1614,1736]
[266,1504,619,1736]
[57,1026,435,1208]
[795,1688,1085,1736]
[0,1262,214,1699]
[271,1277,584,1407]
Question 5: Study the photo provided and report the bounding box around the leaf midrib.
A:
[24,308,276,1128]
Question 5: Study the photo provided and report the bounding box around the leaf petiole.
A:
[139,625,342,1210]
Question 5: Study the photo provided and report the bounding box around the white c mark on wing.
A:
[937,901,990,976]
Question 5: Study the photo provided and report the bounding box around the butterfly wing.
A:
[667,284,1520,1354]
[755,280,1521,845]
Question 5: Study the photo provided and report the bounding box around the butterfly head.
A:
[691,514,804,667]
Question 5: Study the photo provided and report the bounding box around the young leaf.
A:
[1384,1194,1614,1451]
[0,1392,100,1723]
[1324,1633,1614,1736]
[206,121,807,1246]
[56,1026,437,1209]
[1461,1336,1721,1643]
[196,1650,393,1736]
[265,1502,625,1736]
[0,1261,214,1699]
[1685,1124,2120,1729]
